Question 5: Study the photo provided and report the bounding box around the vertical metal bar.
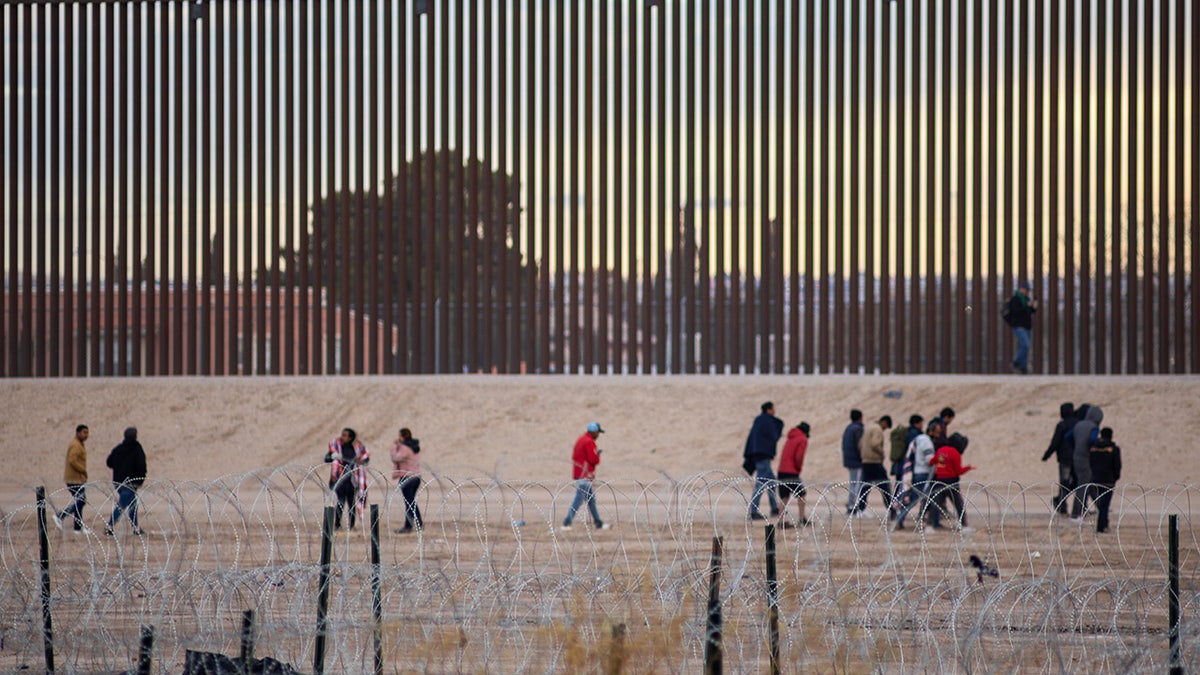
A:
[199,0,211,376]
[833,0,844,374]
[410,0,422,373]
[1096,0,1106,372]
[585,0,595,373]
[957,0,967,373]
[381,0,392,375]
[1159,0,1169,373]
[104,1,115,376]
[819,0,829,373]
[291,0,305,374]
[467,0,478,371]
[483,0,496,373]
[765,524,779,675]
[397,0,409,374]
[754,0,765,375]
[1049,0,1059,374]
[1112,0,1122,372]
[369,505,383,675]
[895,0,906,373]
[703,536,724,675]
[186,0,200,376]
[789,0,800,373]
[135,625,154,675]
[909,0,919,374]
[452,0,463,374]
[528,0,542,369]
[1,2,8,377]
[539,0,551,372]
[880,1,890,374]
[566,0,576,369]
[1034,0,1045,374]
[363,0,376,374]
[88,3,101,376]
[730,0,740,373]
[987,0,998,373]
[931,0,940,367]
[1194,0,1200,372]
[850,0,860,373]
[1143,0,1153,373]
[285,0,296,375]
[341,0,354,373]
[597,0,608,372]
[354,0,365,375]
[508,0,520,374]
[1126,0,1137,373]
[656,0,667,375]
[424,0,436,373]
[676,0,686,372]
[628,0,638,372]
[442,0,453,373]
[213,0,225,375]
[230,0,243,374]
[1065,0,1077,374]
[132,2,144,376]
[935,0,946,371]
[645,0,654,373]
[36,1,47,378]
[1169,513,1182,673]
[1079,0,1091,373]
[863,0,873,374]
[174,0,185,375]
[64,2,76,377]
[49,2,60,378]
[313,506,334,674]
[773,0,783,374]
[240,610,256,668]
[702,0,712,374]
[710,0,720,369]
[259,0,271,374]
[971,0,982,373]
[1175,0,1186,372]
[36,486,54,673]
[555,0,565,372]
[1004,0,1015,371]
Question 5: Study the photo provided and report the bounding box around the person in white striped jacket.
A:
[325,428,370,530]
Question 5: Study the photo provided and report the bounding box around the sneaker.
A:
[749,513,768,521]
[51,513,64,531]
[75,526,91,535]
[892,522,906,531]
[798,518,812,527]
[770,509,780,518]
[598,523,613,530]
[132,527,144,536]
[560,524,573,531]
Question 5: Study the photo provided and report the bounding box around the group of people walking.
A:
[740,403,978,532]
[1041,403,1122,533]
[53,423,426,537]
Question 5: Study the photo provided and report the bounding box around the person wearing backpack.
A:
[890,414,922,481]
[1003,282,1038,374]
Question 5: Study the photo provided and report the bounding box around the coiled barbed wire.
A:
[1,468,1195,673]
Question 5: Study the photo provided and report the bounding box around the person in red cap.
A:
[561,422,613,531]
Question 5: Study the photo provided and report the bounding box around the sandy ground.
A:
[5,374,1199,493]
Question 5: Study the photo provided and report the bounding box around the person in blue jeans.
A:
[562,423,613,530]
[105,427,147,536]
[893,417,936,531]
[744,402,784,520]
[1004,282,1038,374]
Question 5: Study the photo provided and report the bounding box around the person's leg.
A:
[950,480,967,527]
[584,481,603,526]
[845,468,860,513]
[756,459,779,515]
[929,480,949,527]
[1095,485,1113,532]
[62,484,87,528]
[1053,463,1071,514]
[109,485,130,529]
[1013,327,1031,372]
[563,479,590,527]
[400,477,422,529]
[127,488,141,530]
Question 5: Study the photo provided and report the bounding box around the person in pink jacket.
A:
[390,428,422,533]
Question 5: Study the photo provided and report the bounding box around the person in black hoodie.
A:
[105,427,147,536]
[1090,427,1122,534]
[1041,403,1077,515]
[744,402,784,520]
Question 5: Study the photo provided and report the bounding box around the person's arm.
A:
[588,439,601,467]
[1113,446,1122,482]
[325,441,336,463]
[1042,426,1064,461]
[357,442,370,464]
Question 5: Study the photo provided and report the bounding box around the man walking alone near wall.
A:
[1004,282,1038,374]
[562,423,613,531]
[54,425,90,533]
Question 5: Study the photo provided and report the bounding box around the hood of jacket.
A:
[1086,405,1103,425]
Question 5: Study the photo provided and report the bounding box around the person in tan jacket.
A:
[852,416,895,519]
[54,425,90,532]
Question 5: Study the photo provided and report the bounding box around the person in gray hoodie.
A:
[1070,404,1103,520]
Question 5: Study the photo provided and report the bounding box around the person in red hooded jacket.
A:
[776,422,811,528]
[929,432,974,531]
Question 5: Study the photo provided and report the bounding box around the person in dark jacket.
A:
[841,410,865,515]
[1005,282,1038,374]
[744,402,783,520]
[105,427,147,536]
[1070,405,1103,520]
[1089,427,1122,534]
[1041,403,1077,515]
